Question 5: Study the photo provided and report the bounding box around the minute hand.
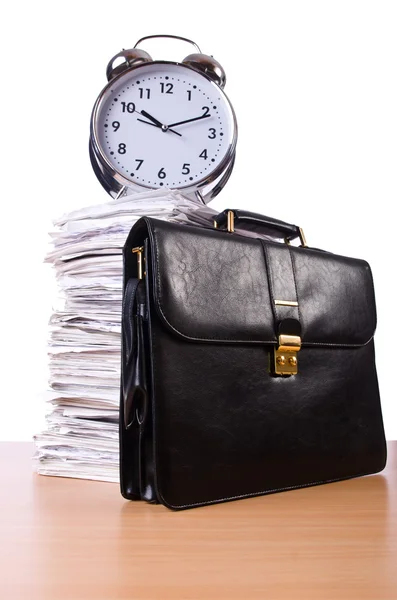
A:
[167,114,211,128]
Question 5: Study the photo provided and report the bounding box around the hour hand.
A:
[140,110,163,128]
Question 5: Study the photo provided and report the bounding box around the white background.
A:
[1,1,396,440]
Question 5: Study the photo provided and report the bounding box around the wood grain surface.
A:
[0,442,396,600]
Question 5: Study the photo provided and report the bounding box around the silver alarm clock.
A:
[89,35,237,203]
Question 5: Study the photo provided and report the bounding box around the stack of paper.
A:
[34,189,219,482]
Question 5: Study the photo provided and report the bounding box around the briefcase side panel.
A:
[120,224,159,502]
[119,233,142,500]
[148,312,386,509]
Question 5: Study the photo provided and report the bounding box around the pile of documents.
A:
[34,189,219,482]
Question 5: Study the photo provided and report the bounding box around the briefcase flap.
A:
[136,218,376,348]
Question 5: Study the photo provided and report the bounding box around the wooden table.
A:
[0,442,396,599]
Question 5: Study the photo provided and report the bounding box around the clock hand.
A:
[138,111,182,136]
[137,118,182,137]
[167,114,211,128]
[140,109,163,128]
[137,118,160,127]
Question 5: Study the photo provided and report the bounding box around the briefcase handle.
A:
[213,209,307,247]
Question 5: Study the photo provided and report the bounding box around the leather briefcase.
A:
[120,209,387,510]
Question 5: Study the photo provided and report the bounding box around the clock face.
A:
[92,62,236,190]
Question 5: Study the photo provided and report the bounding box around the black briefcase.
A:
[120,209,387,510]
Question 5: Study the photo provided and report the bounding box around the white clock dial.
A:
[93,62,236,190]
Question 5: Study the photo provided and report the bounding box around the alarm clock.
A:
[89,35,238,204]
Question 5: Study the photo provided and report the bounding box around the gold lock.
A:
[273,334,301,376]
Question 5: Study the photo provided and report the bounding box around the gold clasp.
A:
[273,334,301,375]
[213,210,234,233]
[132,246,144,280]
[285,228,307,247]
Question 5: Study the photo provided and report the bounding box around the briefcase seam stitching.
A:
[164,471,378,509]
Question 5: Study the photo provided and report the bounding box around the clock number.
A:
[111,121,120,132]
[202,106,210,117]
[121,102,135,113]
[135,159,144,170]
[199,149,208,160]
[182,163,191,175]
[187,90,192,101]
[139,88,151,100]
[158,167,166,179]
[208,128,216,139]
[160,82,173,94]
[118,143,126,154]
